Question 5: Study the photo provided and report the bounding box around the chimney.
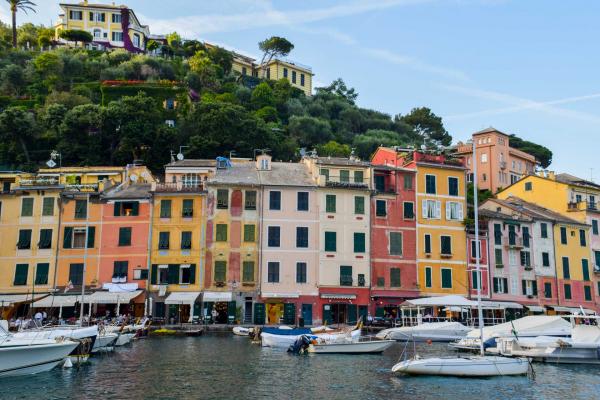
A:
[547,171,555,180]
[256,153,272,171]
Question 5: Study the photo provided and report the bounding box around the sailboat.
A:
[391,144,529,377]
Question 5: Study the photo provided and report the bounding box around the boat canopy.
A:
[261,327,312,336]
[32,295,80,308]
[480,301,523,310]
[465,316,572,339]
[164,292,201,305]
[526,306,545,312]
[202,291,232,302]
[401,295,477,308]
[550,306,596,315]
[0,293,49,306]
[87,290,143,304]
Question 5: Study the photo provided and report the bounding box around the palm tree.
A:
[6,0,36,48]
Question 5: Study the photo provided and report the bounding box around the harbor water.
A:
[3,333,600,400]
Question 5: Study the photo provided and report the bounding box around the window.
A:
[562,257,570,279]
[579,229,587,246]
[441,268,453,288]
[481,153,488,163]
[320,168,329,182]
[296,262,307,283]
[38,229,52,249]
[522,226,530,247]
[269,191,281,210]
[266,67,271,79]
[509,250,518,266]
[472,270,480,290]
[133,269,148,280]
[69,263,84,286]
[13,264,28,286]
[425,175,436,194]
[181,231,192,250]
[448,177,459,196]
[403,175,413,190]
[584,285,592,301]
[63,227,94,249]
[593,220,599,236]
[354,196,365,215]
[112,13,121,23]
[214,261,227,282]
[133,33,140,48]
[390,268,401,288]
[35,263,49,285]
[376,200,387,217]
[445,201,463,221]
[112,31,124,42]
[160,200,171,218]
[296,227,309,248]
[300,73,305,86]
[403,202,414,219]
[113,261,128,280]
[21,197,33,217]
[297,192,309,211]
[243,224,255,242]
[376,277,385,287]
[542,252,550,267]
[118,227,132,246]
[425,267,432,288]
[42,197,54,216]
[267,262,279,283]
[422,200,441,219]
[524,182,532,191]
[217,189,229,209]
[93,29,101,38]
[268,226,280,247]
[340,266,352,286]
[520,251,531,267]
[495,248,503,266]
[440,236,452,255]
[113,200,139,217]
[216,224,228,242]
[354,170,363,184]
[17,229,32,249]
[242,261,254,283]
[389,232,403,256]
[595,251,600,271]
[494,223,502,245]
[245,191,257,210]
[324,231,336,252]
[291,70,296,84]
[471,240,482,259]
[540,223,548,238]
[424,234,431,254]
[521,280,537,296]
[560,227,567,244]
[182,199,194,217]
[283,68,288,78]
[340,170,350,183]
[508,225,517,246]
[493,277,509,294]
[179,264,192,284]
[158,232,170,249]
[69,10,83,20]
[354,232,365,253]
[544,282,552,299]
[582,259,590,281]
[564,284,572,300]
[325,194,336,213]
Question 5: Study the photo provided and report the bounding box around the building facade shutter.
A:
[167,264,179,284]
[493,278,499,293]
[113,202,121,216]
[324,231,336,252]
[188,264,196,284]
[87,226,95,248]
[13,264,28,285]
[150,264,158,284]
[35,263,49,285]
[63,227,73,248]
[353,232,365,253]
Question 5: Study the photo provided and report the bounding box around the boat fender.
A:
[483,337,497,350]
[63,358,73,368]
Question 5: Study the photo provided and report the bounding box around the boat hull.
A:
[392,356,529,376]
[92,333,119,353]
[262,329,361,348]
[115,333,135,346]
[308,340,395,354]
[0,341,79,377]
[378,322,471,342]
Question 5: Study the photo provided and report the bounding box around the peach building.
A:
[454,128,537,193]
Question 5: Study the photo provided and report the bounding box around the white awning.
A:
[261,292,300,299]
[32,295,80,308]
[165,292,201,304]
[526,306,545,312]
[102,283,139,292]
[401,295,476,308]
[480,301,524,309]
[87,290,143,304]
[202,291,232,302]
[320,294,356,300]
[0,293,48,306]
[551,306,596,315]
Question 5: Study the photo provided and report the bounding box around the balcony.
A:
[18,177,59,187]
[153,182,204,193]
[503,237,523,249]
[594,265,600,274]
[340,276,353,286]
[568,201,599,212]
[324,176,368,190]
[64,183,99,192]
[499,161,507,170]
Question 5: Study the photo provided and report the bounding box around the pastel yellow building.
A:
[55,1,149,52]
[401,151,468,297]
[262,59,313,96]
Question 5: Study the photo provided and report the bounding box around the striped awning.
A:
[320,294,356,300]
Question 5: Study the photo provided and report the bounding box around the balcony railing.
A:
[340,276,353,286]
[323,176,368,189]
[64,183,99,192]
[503,237,523,249]
[18,178,59,187]
[568,201,599,212]
[153,182,204,192]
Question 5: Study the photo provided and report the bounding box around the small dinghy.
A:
[391,355,529,376]
[233,326,254,336]
[308,337,395,354]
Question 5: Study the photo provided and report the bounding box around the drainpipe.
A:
[146,193,154,317]
[51,194,63,299]
[553,222,561,308]
[258,183,265,323]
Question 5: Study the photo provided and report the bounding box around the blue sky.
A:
[3,0,599,179]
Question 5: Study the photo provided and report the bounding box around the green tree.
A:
[288,115,332,147]
[166,32,181,47]
[509,134,552,168]
[399,107,452,147]
[0,64,25,95]
[37,26,55,48]
[315,78,358,104]
[146,40,159,53]
[58,104,103,164]
[352,129,407,159]
[188,50,218,89]
[317,140,351,157]
[255,106,278,123]
[7,0,36,48]
[0,107,36,163]
[258,36,294,78]
[59,29,93,47]
[251,82,275,109]
[207,45,233,75]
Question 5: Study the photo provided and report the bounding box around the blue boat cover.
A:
[261,327,312,336]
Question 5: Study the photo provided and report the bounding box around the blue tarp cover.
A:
[261,327,311,336]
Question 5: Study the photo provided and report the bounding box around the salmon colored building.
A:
[369,148,418,318]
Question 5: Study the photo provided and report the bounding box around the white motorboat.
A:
[496,323,600,364]
[92,332,119,353]
[450,316,572,351]
[308,337,395,354]
[261,326,361,348]
[114,332,135,346]
[391,356,529,376]
[377,322,471,342]
[232,326,254,336]
[0,322,79,377]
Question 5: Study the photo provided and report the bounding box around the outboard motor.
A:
[287,335,312,354]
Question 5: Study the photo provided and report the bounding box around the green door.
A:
[347,304,358,324]
[375,307,385,318]
[301,304,313,326]
[358,306,368,324]
[322,305,332,326]
[283,303,296,325]
[227,301,237,324]
[253,303,266,325]
[203,301,214,322]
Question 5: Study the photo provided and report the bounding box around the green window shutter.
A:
[441,236,452,255]
[14,264,28,285]
[562,257,570,279]
[324,231,336,252]
[495,248,503,266]
[376,277,385,287]
[584,286,592,301]
[340,170,349,183]
[63,227,73,248]
[403,202,414,219]
[188,264,196,284]
[424,235,431,254]
[493,278,499,293]
[131,201,139,216]
[167,264,179,284]
[87,226,95,248]
[532,280,538,296]
[160,200,172,218]
[560,227,567,244]
[42,198,54,216]
[390,268,401,287]
[522,280,527,296]
[582,259,590,281]
[441,269,452,288]
[353,232,365,253]
[354,170,363,184]
[69,263,83,285]
[17,229,32,249]
[448,177,458,196]
[494,224,502,245]
[216,224,228,241]
[472,271,479,290]
[243,261,255,283]
[544,282,552,298]
[39,229,52,249]
[118,227,132,246]
[150,264,158,284]
[593,220,599,235]
[320,168,330,182]
[35,263,49,285]
[21,198,33,217]
[243,224,255,242]
[245,191,257,210]
[522,227,530,247]
[181,231,192,249]
[113,202,121,216]
[354,196,364,215]
[340,265,352,286]
[158,232,170,249]
[326,194,336,213]
[217,189,229,209]
[564,284,572,299]
[540,223,548,238]
[75,200,87,219]
[214,261,226,282]
[376,200,386,217]
[579,229,587,246]
[182,199,194,217]
[390,232,402,255]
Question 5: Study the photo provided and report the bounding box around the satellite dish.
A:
[420,144,427,151]
[46,159,57,168]
[130,174,138,182]
[177,153,184,161]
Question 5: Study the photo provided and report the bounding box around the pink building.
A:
[466,227,490,299]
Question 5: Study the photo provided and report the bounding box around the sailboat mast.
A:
[472,141,484,356]
[79,193,91,325]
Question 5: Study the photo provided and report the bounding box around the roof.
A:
[258,162,315,187]
[102,183,152,200]
[208,162,260,186]
[473,127,509,137]
[555,173,600,190]
[314,156,370,167]
[165,159,216,168]
[482,196,585,225]
[60,2,125,10]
